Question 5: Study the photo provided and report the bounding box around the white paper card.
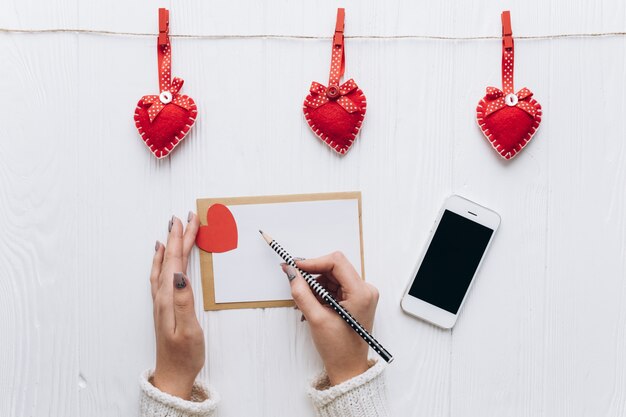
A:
[212,198,362,304]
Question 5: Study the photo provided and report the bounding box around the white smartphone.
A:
[401,195,500,329]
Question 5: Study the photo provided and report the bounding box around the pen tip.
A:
[259,230,273,244]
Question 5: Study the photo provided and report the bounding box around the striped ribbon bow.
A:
[305,79,360,113]
[483,86,537,117]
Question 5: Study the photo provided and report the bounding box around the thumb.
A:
[282,264,325,323]
[173,272,198,331]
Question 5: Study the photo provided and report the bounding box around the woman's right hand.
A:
[281,252,380,386]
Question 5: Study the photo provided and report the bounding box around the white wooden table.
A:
[2,1,626,416]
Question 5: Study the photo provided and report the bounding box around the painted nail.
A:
[281,264,297,281]
[187,211,193,223]
[300,314,306,322]
[174,272,187,289]
[155,240,160,252]
[168,215,174,233]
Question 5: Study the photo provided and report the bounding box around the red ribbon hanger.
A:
[140,8,193,122]
[330,7,346,87]
[483,11,536,117]
[305,8,361,113]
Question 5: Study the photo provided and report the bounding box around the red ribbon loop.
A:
[141,8,191,122]
[483,11,538,119]
[483,86,537,117]
[501,10,515,94]
[486,86,504,100]
[329,8,346,87]
[305,79,360,113]
[170,77,184,95]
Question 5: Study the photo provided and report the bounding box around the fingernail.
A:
[187,211,193,223]
[168,215,174,233]
[155,240,160,252]
[300,314,305,322]
[281,264,297,281]
[174,272,186,289]
[294,257,305,261]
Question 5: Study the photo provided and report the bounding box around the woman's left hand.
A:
[150,212,204,400]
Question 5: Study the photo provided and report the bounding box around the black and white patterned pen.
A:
[260,230,394,363]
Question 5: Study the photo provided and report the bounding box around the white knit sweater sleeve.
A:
[308,360,389,417]
[139,370,219,417]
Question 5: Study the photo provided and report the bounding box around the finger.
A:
[156,216,184,334]
[161,216,184,289]
[281,264,326,324]
[182,211,200,273]
[316,274,339,293]
[311,275,339,303]
[296,252,361,293]
[172,272,199,332]
[150,241,165,300]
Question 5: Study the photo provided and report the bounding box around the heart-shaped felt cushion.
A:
[303,86,366,155]
[196,204,238,253]
[476,94,542,160]
[134,98,197,159]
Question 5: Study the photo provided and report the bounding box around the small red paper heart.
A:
[196,204,238,253]
[134,98,197,159]
[476,95,541,160]
[303,87,366,155]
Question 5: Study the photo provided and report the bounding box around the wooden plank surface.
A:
[1,1,625,416]
[0,33,80,417]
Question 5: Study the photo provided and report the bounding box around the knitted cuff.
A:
[308,360,389,417]
[139,369,219,417]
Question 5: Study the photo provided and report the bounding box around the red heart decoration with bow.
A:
[134,92,197,159]
[303,8,366,155]
[134,9,198,159]
[303,80,366,155]
[476,87,541,160]
[476,11,542,160]
[196,204,238,253]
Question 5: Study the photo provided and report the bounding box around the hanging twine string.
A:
[1,27,625,40]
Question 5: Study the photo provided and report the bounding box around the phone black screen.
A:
[408,210,494,314]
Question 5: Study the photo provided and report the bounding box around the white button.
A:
[505,93,518,106]
[159,91,173,104]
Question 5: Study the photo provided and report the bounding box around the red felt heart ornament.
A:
[134,8,198,159]
[134,95,197,159]
[303,8,366,155]
[196,204,238,253]
[476,11,542,160]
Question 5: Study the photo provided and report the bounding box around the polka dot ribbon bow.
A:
[134,8,198,159]
[306,79,360,113]
[476,11,542,160]
[302,8,367,155]
[483,86,537,117]
[142,76,192,123]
